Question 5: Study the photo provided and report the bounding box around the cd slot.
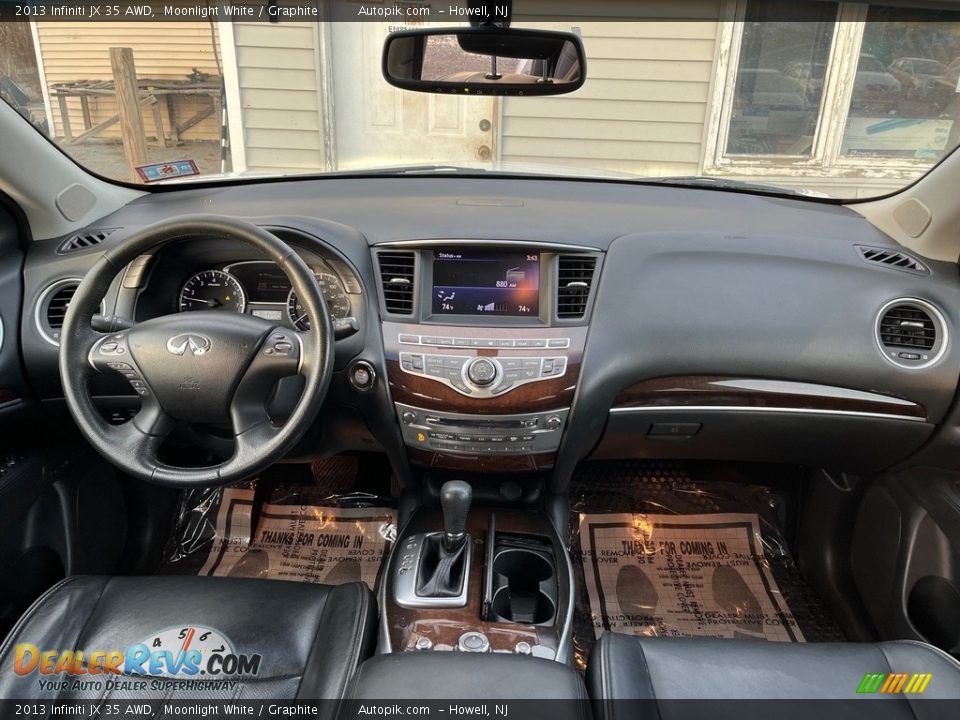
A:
[425,416,535,430]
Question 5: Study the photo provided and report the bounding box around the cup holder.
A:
[490,547,557,626]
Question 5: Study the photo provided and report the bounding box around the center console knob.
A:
[545,415,563,430]
[466,357,498,387]
[457,631,491,653]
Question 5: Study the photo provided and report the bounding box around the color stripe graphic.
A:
[857,672,932,694]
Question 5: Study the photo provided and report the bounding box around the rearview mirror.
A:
[383,27,586,96]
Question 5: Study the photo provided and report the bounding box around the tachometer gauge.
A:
[179,270,246,313]
[287,272,351,330]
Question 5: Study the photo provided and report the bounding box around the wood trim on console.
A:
[406,447,556,472]
[612,376,926,419]
[387,359,579,415]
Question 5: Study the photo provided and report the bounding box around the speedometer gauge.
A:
[287,272,351,330]
[179,270,246,313]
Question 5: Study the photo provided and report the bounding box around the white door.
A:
[329,22,497,170]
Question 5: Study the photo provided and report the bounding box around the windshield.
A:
[3,1,960,200]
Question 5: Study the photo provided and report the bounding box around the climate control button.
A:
[466,357,499,387]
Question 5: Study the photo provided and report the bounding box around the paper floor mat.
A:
[197,487,396,589]
[579,512,804,642]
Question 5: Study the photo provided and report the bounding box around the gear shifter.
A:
[441,480,472,551]
[393,481,474,608]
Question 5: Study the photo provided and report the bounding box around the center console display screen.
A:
[432,250,540,317]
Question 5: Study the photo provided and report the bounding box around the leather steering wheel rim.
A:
[59,214,334,487]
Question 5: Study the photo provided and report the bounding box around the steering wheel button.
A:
[274,341,292,352]
[100,342,118,353]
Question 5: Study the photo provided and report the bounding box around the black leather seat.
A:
[0,575,375,701]
[588,633,960,718]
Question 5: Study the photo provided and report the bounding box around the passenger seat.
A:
[587,632,960,718]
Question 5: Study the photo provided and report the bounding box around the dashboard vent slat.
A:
[857,245,928,275]
[879,305,937,350]
[377,251,416,315]
[57,228,118,254]
[556,255,597,319]
[46,284,77,330]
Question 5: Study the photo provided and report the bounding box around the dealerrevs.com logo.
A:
[14,625,261,693]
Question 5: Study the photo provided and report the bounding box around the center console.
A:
[375,242,601,472]
[382,481,574,661]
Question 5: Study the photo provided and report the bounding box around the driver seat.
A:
[0,575,376,702]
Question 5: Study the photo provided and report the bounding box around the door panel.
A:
[851,470,960,656]
[0,196,27,423]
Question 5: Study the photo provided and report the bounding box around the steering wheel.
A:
[59,215,334,487]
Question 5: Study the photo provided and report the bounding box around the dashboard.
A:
[17,176,960,489]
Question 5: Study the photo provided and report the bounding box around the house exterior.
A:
[29,1,960,197]
[32,21,222,143]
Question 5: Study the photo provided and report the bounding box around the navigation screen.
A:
[432,250,540,317]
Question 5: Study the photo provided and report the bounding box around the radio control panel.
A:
[383,322,586,466]
[399,350,567,397]
[396,403,570,456]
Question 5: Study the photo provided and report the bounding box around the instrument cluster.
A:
[178,260,353,330]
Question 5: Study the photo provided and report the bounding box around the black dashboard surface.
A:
[19,176,960,481]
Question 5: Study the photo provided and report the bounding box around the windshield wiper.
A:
[326,164,495,177]
[635,176,809,197]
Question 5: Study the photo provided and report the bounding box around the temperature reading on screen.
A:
[432,251,540,317]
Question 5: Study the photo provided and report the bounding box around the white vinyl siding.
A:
[502,0,722,177]
[232,22,327,173]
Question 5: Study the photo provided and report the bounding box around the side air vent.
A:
[377,251,416,315]
[37,280,80,345]
[857,245,928,275]
[57,228,118,254]
[556,255,597,319]
[876,299,946,368]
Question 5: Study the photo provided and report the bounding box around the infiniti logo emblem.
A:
[166,334,212,356]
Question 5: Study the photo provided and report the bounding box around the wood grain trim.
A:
[387,359,578,414]
[385,508,568,656]
[612,376,926,419]
[406,447,555,472]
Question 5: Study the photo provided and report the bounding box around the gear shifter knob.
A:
[441,480,472,551]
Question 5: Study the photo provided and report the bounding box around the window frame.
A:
[702,0,949,183]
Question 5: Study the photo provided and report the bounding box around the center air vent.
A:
[57,228,118,254]
[377,251,416,315]
[876,299,946,368]
[556,255,597,319]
